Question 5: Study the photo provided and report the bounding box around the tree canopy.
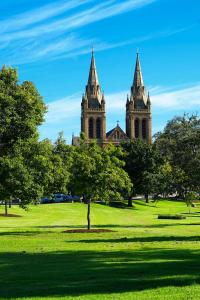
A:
[155,114,200,194]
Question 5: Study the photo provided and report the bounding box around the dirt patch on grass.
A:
[63,229,114,233]
[0,214,22,218]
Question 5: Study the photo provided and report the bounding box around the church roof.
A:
[106,128,115,138]
[106,124,127,139]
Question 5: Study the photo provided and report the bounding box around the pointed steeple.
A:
[88,48,99,86]
[85,49,104,107]
[133,52,144,88]
[147,91,151,107]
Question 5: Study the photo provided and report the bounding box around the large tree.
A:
[155,114,200,194]
[121,139,162,205]
[0,66,47,213]
[0,66,46,155]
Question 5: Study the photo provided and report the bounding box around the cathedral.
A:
[72,51,152,146]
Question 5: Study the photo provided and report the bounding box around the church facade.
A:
[72,51,152,146]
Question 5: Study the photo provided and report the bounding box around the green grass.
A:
[1,200,200,299]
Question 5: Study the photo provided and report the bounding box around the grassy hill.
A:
[1,200,200,300]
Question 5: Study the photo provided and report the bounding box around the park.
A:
[1,200,200,300]
[0,0,200,299]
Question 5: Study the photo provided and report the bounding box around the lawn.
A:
[1,200,200,300]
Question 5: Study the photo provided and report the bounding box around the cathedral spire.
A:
[88,48,99,86]
[133,52,144,88]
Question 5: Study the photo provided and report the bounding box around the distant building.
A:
[72,50,152,147]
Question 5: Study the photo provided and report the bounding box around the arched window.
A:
[89,118,94,139]
[96,118,101,139]
[135,119,139,138]
[142,119,147,139]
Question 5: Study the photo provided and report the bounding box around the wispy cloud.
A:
[0,0,159,65]
[44,82,200,126]
[0,0,155,42]
[0,0,196,66]
[0,0,91,34]
[151,83,200,109]
[45,93,81,124]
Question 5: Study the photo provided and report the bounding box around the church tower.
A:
[126,53,152,143]
[81,50,106,146]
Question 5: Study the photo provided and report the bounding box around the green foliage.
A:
[71,140,132,202]
[121,139,162,197]
[0,67,46,213]
[155,114,200,193]
[158,214,186,220]
[0,66,46,155]
[185,191,198,214]
[0,154,42,210]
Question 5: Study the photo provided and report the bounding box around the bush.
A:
[158,214,186,220]
[109,201,127,208]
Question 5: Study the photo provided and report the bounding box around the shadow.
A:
[132,200,150,207]
[0,231,53,236]
[72,235,200,244]
[1,222,200,234]
[35,222,200,229]
[1,248,200,298]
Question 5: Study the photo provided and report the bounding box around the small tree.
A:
[0,155,42,215]
[185,192,198,214]
[70,139,132,230]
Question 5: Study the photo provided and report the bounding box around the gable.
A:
[106,126,127,142]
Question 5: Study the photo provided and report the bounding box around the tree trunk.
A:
[5,199,8,215]
[145,194,149,203]
[87,199,91,230]
[128,196,133,207]
[9,198,12,208]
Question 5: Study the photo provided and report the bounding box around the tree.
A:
[51,132,73,195]
[151,162,174,199]
[0,66,46,156]
[70,138,132,230]
[18,133,72,199]
[0,66,47,213]
[155,114,200,194]
[121,139,162,205]
[0,154,42,215]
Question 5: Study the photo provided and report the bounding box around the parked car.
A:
[52,194,65,203]
[40,197,52,204]
[63,195,81,202]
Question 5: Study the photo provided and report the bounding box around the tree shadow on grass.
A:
[71,235,200,244]
[0,248,200,299]
[0,231,53,236]
[35,222,200,229]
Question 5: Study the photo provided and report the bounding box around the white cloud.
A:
[40,83,200,141]
[151,83,200,109]
[1,0,196,65]
[0,0,159,65]
[0,0,90,34]
[45,83,200,124]
[0,0,155,42]
[45,93,81,124]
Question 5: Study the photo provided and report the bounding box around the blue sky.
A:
[0,0,200,143]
